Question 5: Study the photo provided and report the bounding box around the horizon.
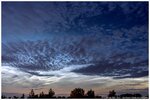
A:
[2,87,149,98]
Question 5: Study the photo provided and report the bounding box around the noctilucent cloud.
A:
[2,2,148,96]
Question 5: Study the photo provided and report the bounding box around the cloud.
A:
[72,54,148,78]
[2,25,148,79]
[2,66,61,88]
[2,2,148,42]
[2,65,148,96]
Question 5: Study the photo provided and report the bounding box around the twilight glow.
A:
[2,2,148,97]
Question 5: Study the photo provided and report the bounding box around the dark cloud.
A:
[22,70,55,77]
[114,71,148,79]
[2,2,148,79]
[2,2,148,42]
[73,58,148,78]
[117,88,149,96]
[2,55,16,63]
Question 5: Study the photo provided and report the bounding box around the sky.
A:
[2,2,149,97]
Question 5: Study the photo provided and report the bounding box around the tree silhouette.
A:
[86,89,95,98]
[108,90,116,98]
[70,88,85,98]
[133,93,142,98]
[2,88,145,99]
[13,96,18,99]
[39,91,45,98]
[95,96,102,98]
[34,94,39,98]
[28,89,35,98]
[48,88,55,97]
[2,95,6,99]
[119,93,142,98]
[20,94,25,99]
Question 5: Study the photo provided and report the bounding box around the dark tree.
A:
[133,93,142,98]
[13,96,18,99]
[2,95,6,99]
[86,89,95,98]
[28,89,35,98]
[120,93,142,98]
[20,94,25,99]
[108,90,116,98]
[146,95,149,98]
[39,91,45,98]
[120,93,133,98]
[48,88,55,97]
[95,96,102,98]
[34,94,39,98]
[61,96,66,98]
[70,88,85,98]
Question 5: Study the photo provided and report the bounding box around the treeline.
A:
[2,88,148,99]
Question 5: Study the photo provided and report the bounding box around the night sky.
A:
[2,2,148,96]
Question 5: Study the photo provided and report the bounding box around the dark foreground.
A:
[2,88,149,99]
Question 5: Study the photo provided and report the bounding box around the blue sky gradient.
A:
[2,2,149,96]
